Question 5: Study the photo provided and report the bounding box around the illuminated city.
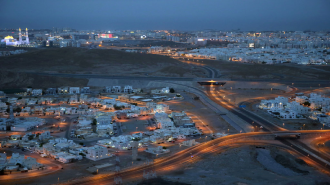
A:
[1,0,330,185]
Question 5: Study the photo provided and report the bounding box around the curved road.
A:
[63,131,330,185]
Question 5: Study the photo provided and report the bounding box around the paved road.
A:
[204,85,330,171]
[62,131,330,185]
[0,148,62,180]
[26,71,330,88]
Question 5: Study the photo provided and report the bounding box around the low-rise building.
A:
[32,89,43,96]
[86,146,112,161]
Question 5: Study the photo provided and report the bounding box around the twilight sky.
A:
[1,0,329,31]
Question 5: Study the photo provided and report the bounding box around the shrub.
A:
[114,105,122,110]
[91,119,97,125]
[303,101,310,107]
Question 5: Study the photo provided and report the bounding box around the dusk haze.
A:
[0,0,330,185]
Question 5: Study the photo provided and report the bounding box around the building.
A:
[1,28,30,46]
[81,87,90,94]
[22,157,42,170]
[86,146,112,161]
[32,89,43,96]
[124,86,133,93]
[69,87,80,94]
[45,88,57,95]
[73,34,90,40]
[39,131,51,141]
[98,34,113,39]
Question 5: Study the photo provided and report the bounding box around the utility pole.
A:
[114,154,122,185]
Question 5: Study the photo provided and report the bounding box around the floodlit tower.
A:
[19,28,22,44]
[25,28,29,44]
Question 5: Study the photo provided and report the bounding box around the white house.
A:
[39,131,51,141]
[86,146,112,161]
[111,86,121,93]
[9,153,25,165]
[69,87,80,94]
[124,85,133,93]
[81,87,90,94]
[22,157,43,169]
[31,89,43,96]
[280,110,297,119]
[287,101,310,114]
[58,87,69,94]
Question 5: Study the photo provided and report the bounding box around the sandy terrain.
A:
[163,146,330,185]
[184,58,330,81]
[0,48,205,78]
[0,71,88,89]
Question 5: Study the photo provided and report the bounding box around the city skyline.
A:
[1,0,330,31]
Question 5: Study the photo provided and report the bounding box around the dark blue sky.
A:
[1,0,329,31]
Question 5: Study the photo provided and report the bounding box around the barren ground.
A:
[162,146,330,185]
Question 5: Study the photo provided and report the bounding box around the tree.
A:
[14,107,22,112]
[303,101,311,107]
[132,138,141,141]
[114,105,122,110]
[91,119,97,125]
[28,135,34,140]
[169,88,175,93]
[79,153,86,157]
[17,163,23,168]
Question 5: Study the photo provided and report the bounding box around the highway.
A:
[25,70,330,88]
[204,85,330,172]
[5,63,330,184]
[0,148,62,181]
[62,131,330,185]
